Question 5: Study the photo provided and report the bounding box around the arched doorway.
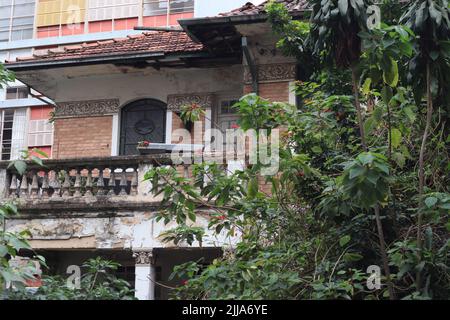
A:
[120,99,166,155]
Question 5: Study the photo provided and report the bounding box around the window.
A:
[37,0,85,28]
[0,0,35,42]
[218,99,239,132]
[28,118,53,147]
[5,86,29,99]
[0,109,14,160]
[169,0,194,14]
[88,0,139,22]
[143,0,194,17]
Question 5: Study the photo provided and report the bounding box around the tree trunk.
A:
[351,65,394,298]
[416,62,433,291]
[374,205,396,300]
[351,64,367,150]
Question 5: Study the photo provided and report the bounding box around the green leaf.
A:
[392,152,406,168]
[383,58,399,87]
[343,253,363,262]
[188,210,196,222]
[13,160,27,175]
[424,196,438,208]
[312,146,323,154]
[429,51,439,61]
[31,148,49,158]
[429,3,442,26]
[338,0,349,17]
[339,235,351,247]
[390,128,402,149]
[349,166,365,179]
[0,245,8,257]
[247,176,259,199]
[381,86,393,105]
[362,78,371,95]
[31,156,44,167]
[358,153,375,165]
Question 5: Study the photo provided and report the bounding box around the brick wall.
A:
[171,112,205,145]
[52,116,112,159]
[243,81,291,195]
[244,81,290,102]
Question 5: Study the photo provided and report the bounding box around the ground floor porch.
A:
[21,247,222,300]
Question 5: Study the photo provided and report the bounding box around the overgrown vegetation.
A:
[145,0,449,300]
[5,257,135,300]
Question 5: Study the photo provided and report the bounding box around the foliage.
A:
[140,1,450,300]
[1,147,47,295]
[0,203,42,293]
[6,257,135,300]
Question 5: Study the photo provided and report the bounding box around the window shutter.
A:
[28,119,54,147]
[10,108,27,160]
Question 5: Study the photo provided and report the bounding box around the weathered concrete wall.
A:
[5,211,239,250]
[43,65,243,105]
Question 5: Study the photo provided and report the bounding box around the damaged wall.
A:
[5,211,239,250]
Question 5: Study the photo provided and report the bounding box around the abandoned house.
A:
[0,0,305,299]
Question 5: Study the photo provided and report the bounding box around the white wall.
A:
[47,65,243,104]
[194,0,266,17]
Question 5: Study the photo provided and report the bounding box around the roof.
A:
[6,31,205,64]
[219,0,309,17]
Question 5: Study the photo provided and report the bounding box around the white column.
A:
[111,113,119,156]
[204,108,212,144]
[165,111,173,144]
[289,81,297,106]
[133,250,155,300]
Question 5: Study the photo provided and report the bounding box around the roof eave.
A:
[179,10,309,44]
[6,51,209,71]
[180,10,308,32]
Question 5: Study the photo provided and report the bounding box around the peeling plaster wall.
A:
[41,65,244,105]
[5,211,239,250]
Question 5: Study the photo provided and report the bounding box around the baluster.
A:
[41,171,50,199]
[73,168,82,197]
[130,168,138,196]
[19,174,29,198]
[119,168,128,196]
[108,169,116,196]
[96,168,106,196]
[9,174,17,198]
[85,169,93,197]
[61,170,71,198]
[30,171,39,199]
[183,164,190,179]
[50,169,61,198]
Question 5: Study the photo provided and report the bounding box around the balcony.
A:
[0,154,185,215]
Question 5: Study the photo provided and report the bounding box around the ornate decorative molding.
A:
[133,250,155,265]
[55,99,120,118]
[244,63,297,84]
[167,93,214,112]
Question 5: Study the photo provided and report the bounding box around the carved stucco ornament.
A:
[133,250,155,265]
[167,93,214,112]
[244,63,297,84]
[55,99,120,118]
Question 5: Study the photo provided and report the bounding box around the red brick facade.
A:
[52,116,112,159]
[244,81,291,103]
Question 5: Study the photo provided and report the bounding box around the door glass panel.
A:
[120,99,166,155]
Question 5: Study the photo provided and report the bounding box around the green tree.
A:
[400,0,450,292]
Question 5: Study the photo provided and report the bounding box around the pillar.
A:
[133,250,156,300]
